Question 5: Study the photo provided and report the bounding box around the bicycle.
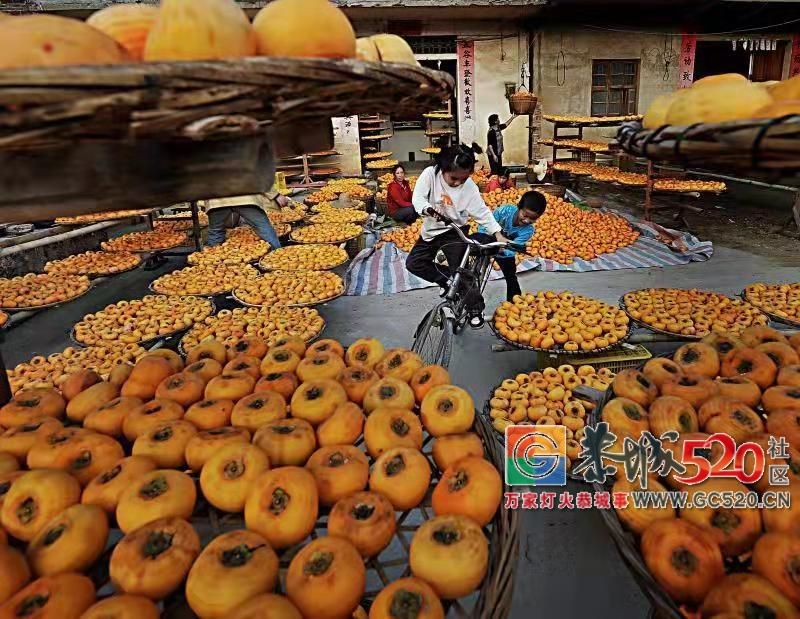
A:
[411,209,528,367]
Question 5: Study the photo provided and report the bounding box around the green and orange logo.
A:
[505,425,567,486]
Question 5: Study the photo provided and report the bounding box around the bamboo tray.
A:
[617,118,800,172]
[232,288,345,309]
[488,319,632,356]
[740,287,800,329]
[0,284,93,313]
[0,58,452,222]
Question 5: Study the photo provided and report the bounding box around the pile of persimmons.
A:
[602,325,800,617]
[0,335,502,618]
[526,195,640,264]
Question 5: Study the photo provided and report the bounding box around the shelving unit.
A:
[358,114,393,171]
[544,116,633,182]
[423,102,456,150]
[277,151,342,188]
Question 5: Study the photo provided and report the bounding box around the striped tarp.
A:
[343,214,713,297]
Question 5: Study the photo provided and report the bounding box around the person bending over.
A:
[479,190,546,301]
[202,192,286,248]
[386,164,417,224]
[406,144,509,293]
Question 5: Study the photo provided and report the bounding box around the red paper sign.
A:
[678,33,697,88]
[790,34,800,78]
[457,40,476,143]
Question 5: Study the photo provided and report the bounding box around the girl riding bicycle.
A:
[406,144,510,293]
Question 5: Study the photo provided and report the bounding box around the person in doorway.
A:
[386,164,417,224]
[487,113,518,176]
[479,190,546,301]
[202,192,287,248]
[487,167,517,192]
[406,144,509,295]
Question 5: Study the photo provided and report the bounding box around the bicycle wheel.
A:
[412,304,454,368]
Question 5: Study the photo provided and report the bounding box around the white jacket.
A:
[412,166,500,242]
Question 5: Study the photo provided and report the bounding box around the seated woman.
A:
[386,164,417,224]
[487,168,516,193]
[479,190,546,301]
[406,144,509,293]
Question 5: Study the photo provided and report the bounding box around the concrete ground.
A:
[2,194,799,618]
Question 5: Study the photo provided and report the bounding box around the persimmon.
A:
[680,479,761,556]
[757,342,800,369]
[701,332,745,357]
[648,396,698,435]
[369,447,430,510]
[260,348,301,376]
[305,445,369,506]
[290,379,348,426]
[612,369,658,407]
[121,356,173,400]
[420,385,475,437]
[253,418,316,467]
[184,398,234,430]
[122,399,184,442]
[132,420,197,469]
[115,469,196,533]
[0,472,23,512]
[364,408,423,458]
[144,349,183,374]
[0,417,62,462]
[673,343,720,378]
[432,432,484,472]
[110,517,200,600]
[0,388,65,427]
[704,402,764,442]
[296,351,346,382]
[228,594,302,619]
[369,578,444,619]
[642,358,684,390]
[337,366,378,405]
[613,478,674,535]
[763,484,800,534]
[60,369,101,401]
[660,375,719,409]
[720,347,778,389]
[25,426,91,470]
[316,402,365,447]
[601,397,649,437]
[375,348,423,382]
[231,392,287,432]
[409,514,488,599]
[306,338,345,358]
[187,339,228,365]
[80,595,160,619]
[186,529,279,619]
[328,491,395,558]
[410,365,451,404]
[778,365,800,387]
[254,372,299,400]
[244,466,318,549]
[432,456,501,526]
[740,325,789,347]
[1,469,81,542]
[154,373,205,408]
[84,396,143,437]
[200,443,269,513]
[345,338,385,369]
[184,426,250,471]
[714,375,762,407]
[82,455,157,514]
[26,504,108,576]
[0,453,17,475]
[0,573,95,618]
[184,358,223,385]
[768,409,800,450]
[271,335,308,357]
[224,355,262,381]
[763,385,800,412]
[229,336,269,361]
[285,536,365,619]
[752,532,800,606]
[0,544,30,605]
[205,373,255,402]
[701,573,798,619]
[363,377,415,414]
[640,518,724,604]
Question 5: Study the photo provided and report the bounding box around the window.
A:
[591,60,640,117]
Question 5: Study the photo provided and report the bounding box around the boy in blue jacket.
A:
[480,190,546,300]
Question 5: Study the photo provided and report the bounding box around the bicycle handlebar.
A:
[424,208,529,255]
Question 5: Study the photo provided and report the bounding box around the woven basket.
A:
[0,58,452,222]
[617,117,800,173]
[508,87,538,115]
